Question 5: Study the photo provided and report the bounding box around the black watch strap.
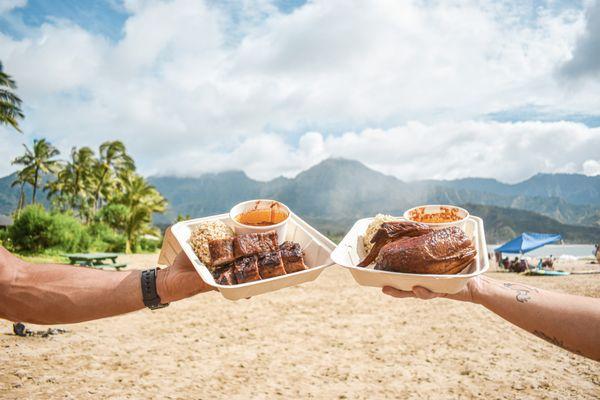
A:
[141,268,169,310]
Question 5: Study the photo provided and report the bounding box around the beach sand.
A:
[1,254,599,399]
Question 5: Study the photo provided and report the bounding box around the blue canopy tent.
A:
[495,232,562,254]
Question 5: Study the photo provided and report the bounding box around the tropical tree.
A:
[44,173,70,212]
[92,141,135,211]
[114,171,166,253]
[46,146,96,218]
[10,169,34,216]
[0,61,24,132]
[12,139,61,204]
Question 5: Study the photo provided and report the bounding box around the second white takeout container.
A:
[171,212,336,300]
[330,216,489,294]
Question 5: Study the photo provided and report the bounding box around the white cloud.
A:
[0,0,599,183]
[149,121,600,183]
[0,0,26,15]
[582,159,600,176]
[560,0,600,79]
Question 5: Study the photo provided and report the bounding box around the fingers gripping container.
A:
[169,213,336,300]
[330,216,489,294]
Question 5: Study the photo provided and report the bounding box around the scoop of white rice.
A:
[189,221,234,270]
[363,214,401,253]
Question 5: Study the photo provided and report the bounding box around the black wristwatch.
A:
[140,268,169,310]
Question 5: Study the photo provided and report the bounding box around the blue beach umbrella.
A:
[495,232,562,254]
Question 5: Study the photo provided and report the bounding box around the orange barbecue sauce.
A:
[409,207,462,223]
[235,207,288,226]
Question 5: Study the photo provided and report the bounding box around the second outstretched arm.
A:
[383,276,600,361]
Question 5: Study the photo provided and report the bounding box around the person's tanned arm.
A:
[383,276,600,361]
[0,246,212,325]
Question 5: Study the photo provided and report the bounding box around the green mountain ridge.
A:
[2,158,599,243]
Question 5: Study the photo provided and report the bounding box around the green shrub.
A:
[47,212,91,252]
[96,204,128,232]
[87,222,126,252]
[0,228,10,248]
[9,205,91,253]
[8,204,158,254]
[137,236,160,252]
[9,205,52,252]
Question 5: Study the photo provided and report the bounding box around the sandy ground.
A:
[1,254,599,400]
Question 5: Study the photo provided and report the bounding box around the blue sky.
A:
[0,0,599,182]
[1,0,308,40]
[3,0,129,40]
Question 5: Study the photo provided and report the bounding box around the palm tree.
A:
[10,169,34,216]
[45,174,70,212]
[115,171,166,253]
[93,141,135,211]
[0,61,24,132]
[12,138,61,204]
[46,146,96,217]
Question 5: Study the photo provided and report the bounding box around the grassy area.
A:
[18,253,70,264]
[16,250,160,265]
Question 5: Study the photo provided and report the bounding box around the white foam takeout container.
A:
[170,213,336,300]
[330,216,489,294]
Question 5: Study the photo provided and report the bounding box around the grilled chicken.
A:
[359,222,476,275]
[279,241,307,273]
[375,226,476,274]
[358,221,432,267]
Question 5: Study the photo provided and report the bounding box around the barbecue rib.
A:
[208,238,236,268]
[358,222,476,274]
[207,231,310,285]
[233,256,261,283]
[233,231,278,258]
[279,241,308,273]
[257,251,287,279]
[213,265,238,285]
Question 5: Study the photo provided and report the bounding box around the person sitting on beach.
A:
[509,257,519,272]
[542,257,554,270]
[382,277,600,361]
[0,246,212,324]
[517,258,527,273]
[536,258,543,270]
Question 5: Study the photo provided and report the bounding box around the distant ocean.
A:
[487,244,597,258]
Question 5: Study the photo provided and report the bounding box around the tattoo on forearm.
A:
[532,330,583,355]
[501,283,539,303]
[533,330,563,347]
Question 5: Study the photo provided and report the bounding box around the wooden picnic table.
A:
[64,253,127,271]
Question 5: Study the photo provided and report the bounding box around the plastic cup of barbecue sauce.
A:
[403,204,469,231]
[229,200,290,244]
